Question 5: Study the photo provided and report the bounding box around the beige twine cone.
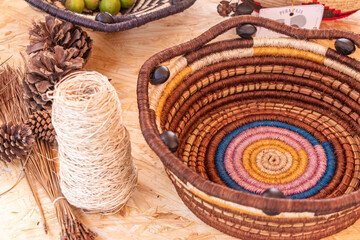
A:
[51,71,138,214]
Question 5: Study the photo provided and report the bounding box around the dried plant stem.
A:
[1,64,96,239]
[23,161,48,234]
[0,65,48,231]
[0,149,31,197]
[26,140,96,240]
[0,56,12,67]
[0,65,24,123]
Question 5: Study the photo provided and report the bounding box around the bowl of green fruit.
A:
[25,0,197,32]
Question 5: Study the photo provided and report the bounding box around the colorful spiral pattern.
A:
[215,121,336,199]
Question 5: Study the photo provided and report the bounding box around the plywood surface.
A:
[1,0,360,239]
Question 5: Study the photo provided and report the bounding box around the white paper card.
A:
[256,5,324,38]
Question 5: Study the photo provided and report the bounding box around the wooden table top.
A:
[1,0,360,239]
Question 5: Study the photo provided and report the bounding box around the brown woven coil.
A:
[137,16,360,239]
[25,0,196,32]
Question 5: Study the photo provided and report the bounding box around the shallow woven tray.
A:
[242,0,360,20]
[25,0,196,32]
[138,16,360,239]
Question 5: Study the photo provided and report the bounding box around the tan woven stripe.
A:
[191,48,254,72]
[133,2,171,17]
[324,58,360,81]
[131,0,146,12]
[253,38,327,56]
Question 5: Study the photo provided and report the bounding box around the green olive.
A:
[66,0,85,13]
[120,0,135,8]
[84,0,99,10]
[99,0,121,16]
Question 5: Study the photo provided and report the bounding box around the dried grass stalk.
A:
[0,65,26,123]
[0,64,96,239]
[0,64,48,231]
[27,140,96,240]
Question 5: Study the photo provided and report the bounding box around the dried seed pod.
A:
[234,2,254,16]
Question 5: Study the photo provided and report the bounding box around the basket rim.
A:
[25,0,197,32]
[137,16,360,215]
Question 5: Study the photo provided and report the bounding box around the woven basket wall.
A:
[25,0,196,32]
[137,16,360,239]
[242,0,360,20]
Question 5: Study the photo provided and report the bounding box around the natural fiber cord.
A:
[52,71,137,214]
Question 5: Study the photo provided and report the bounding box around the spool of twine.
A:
[51,71,137,214]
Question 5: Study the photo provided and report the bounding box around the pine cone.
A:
[27,111,56,143]
[24,46,84,111]
[26,16,93,62]
[0,123,34,162]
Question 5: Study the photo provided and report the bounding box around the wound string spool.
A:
[51,71,137,214]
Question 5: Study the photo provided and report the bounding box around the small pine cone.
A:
[27,111,56,143]
[26,16,93,62]
[24,46,84,111]
[0,123,34,162]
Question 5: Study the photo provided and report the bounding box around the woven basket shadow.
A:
[25,0,196,32]
[138,16,360,240]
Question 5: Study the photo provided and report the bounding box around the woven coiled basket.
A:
[25,0,196,32]
[138,16,360,239]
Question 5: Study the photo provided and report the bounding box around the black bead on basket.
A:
[25,0,196,32]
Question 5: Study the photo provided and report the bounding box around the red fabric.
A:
[243,0,359,20]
